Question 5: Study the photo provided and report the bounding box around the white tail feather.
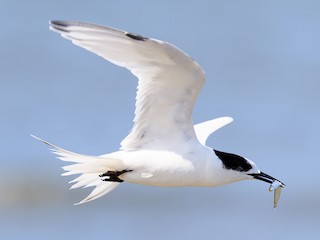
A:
[75,182,119,205]
[31,135,123,204]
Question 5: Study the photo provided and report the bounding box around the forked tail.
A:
[31,135,124,204]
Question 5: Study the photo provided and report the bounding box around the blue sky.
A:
[1,1,319,239]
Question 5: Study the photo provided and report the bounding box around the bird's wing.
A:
[194,117,234,145]
[50,21,205,150]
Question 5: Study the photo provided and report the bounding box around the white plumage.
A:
[50,21,205,150]
[31,117,234,204]
[33,21,284,206]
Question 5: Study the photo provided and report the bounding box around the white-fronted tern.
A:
[33,21,285,206]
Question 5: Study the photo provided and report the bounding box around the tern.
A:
[33,21,285,205]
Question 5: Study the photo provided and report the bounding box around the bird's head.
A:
[213,149,285,186]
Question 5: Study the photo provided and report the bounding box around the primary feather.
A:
[50,21,205,150]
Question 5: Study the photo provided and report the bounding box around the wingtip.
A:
[49,20,68,27]
[224,116,234,123]
[49,20,72,33]
[50,20,61,25]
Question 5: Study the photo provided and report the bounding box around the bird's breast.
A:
[120,147,218,187]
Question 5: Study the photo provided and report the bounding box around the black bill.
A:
[248,171,285,186]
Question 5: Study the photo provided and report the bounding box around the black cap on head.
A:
[213,149,253,172]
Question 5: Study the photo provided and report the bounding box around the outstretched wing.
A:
[194,117,234,145]
[50,21,205,150]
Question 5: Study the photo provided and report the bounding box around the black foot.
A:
[99,170,132,182]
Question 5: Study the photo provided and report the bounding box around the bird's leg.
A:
[99,170,132,182]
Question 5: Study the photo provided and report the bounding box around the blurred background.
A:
[1,0,319,239]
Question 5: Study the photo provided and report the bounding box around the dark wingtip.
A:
[125,32,148,41]
[50,20,66,26]
[49,20,71,32]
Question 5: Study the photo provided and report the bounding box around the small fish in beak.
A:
[269,180,285,208]
[249,172,285,208]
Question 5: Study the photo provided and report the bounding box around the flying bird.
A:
[33,21,285,205]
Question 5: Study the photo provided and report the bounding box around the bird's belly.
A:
[123,171,210,187]
[120,150,214,187]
